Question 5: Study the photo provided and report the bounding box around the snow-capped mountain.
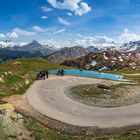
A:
[0,40,16,48]
[1,39,140,55]
[11,40,43,51]
[120,41,140,52]
[0,40,57,51]
[1,40,56,55]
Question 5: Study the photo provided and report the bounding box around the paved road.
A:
[27,76,140,128]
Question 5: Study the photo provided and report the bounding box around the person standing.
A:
[61,69,65,76]
[45,70,49,78]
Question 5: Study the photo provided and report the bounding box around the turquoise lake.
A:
[48,69,126,81]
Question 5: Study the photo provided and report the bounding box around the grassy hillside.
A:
[0,57,67,98]
[0,48,44,62]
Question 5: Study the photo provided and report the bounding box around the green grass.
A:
[70,84,108,98]
[70,84,129,98]
[0,57,68,75]
[24,117,140,140]
[0,57,68,98]
[104,67,140,84]
[103,67,140,75]
[24,118,81,140]
[4,75,24,85]
[69,83,139,107]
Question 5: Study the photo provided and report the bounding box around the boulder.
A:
[97,84,110,90]
[25,80,30,85]
[0,115,19,138]
[13,61,21,65]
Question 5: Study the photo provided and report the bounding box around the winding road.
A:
[27,76,140,128]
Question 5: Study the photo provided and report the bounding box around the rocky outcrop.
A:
[0,101,34,139]
[0,102,19,139]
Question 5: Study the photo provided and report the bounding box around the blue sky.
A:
[0,0,140,46]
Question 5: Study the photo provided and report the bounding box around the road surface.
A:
[27,76,140,128]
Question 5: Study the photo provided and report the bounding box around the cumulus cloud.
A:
[13,28,36,36]
[118,28,140,43]
[0,34,6,38]
[7,32,19,38]
[54,29,66,34]
[75,2,91,16]
[58,17,71,25]
[47,0,91,16]
[41,6,53,12]
[41,16,48,19]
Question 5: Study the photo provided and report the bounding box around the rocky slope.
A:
[47,46,89,64]
[86,46,99,52]
[62,51,140,71]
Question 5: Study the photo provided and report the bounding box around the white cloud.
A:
[7,32,19,38]
[74,36,114,48]
[76,34,83,38]
[0,34,6,38]
[67,12,72,16]
[41,6,53,12]
[47,0,91,16]
[124,28,129,33]
[0,41,16,48]
[40,35,115,49]
[33,26,48,33]
[54,29,66,34]
[118,28,140,43]
[41,16,48,19]
[75,2,91,16]
[13,28,36,36]
[41,39,71,48]
[58,17,71,25]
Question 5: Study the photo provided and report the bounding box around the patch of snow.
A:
[103,52,108,60]
[99,66,108,71]
[112,57,117,60]
[111,61,115,63]
[90,60,97,66]
[119,56,123,62]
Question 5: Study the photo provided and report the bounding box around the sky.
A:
[0,0,140,47]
